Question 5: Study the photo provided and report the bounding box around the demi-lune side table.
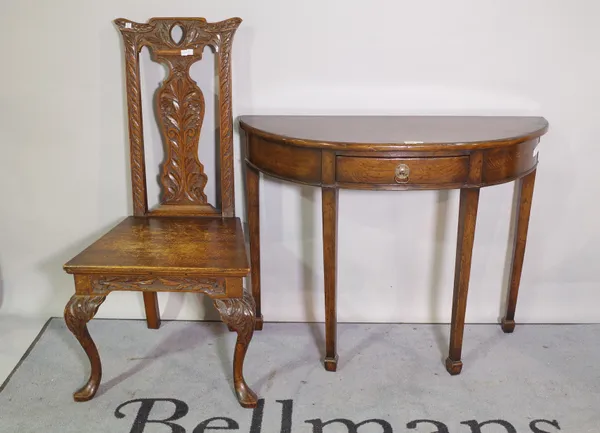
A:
[239,115,548,375]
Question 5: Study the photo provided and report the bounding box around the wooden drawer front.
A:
[336,156,469,185]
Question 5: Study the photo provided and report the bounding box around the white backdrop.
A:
[1,0,599,324]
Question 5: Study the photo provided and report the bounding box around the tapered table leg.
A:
[246,165,263,330]
[501,169,537,333]
[322,187,339,371]
[446,188,480,375]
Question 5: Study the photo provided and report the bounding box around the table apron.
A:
[245,135,539,190]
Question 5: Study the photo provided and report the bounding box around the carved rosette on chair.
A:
[62,17,258,408]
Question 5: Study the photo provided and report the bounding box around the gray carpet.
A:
[0,319,598,432]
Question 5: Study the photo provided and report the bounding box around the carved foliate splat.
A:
[157,63,207,204]
[115,17,241,216]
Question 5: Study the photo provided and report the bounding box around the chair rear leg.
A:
[143,292,161,329]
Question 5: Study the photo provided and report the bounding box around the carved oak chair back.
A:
[115,17,240,218]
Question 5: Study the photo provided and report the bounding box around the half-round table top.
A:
[239,115,548,151]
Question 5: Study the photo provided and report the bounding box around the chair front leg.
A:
[213,290,258,408]
[64,294,106,401]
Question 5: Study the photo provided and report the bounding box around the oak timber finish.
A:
[240,115,547,151]
[62,17,259,408]
[245,165,263,330]
[64,217,249,277]
[247,135,322,184]
[501,169,537,333]
[240,114,548,375]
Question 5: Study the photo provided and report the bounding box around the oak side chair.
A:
[62,17,258,408]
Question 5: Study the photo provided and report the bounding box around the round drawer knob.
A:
[394,163,410,183]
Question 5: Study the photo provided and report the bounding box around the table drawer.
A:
[336,156,469,185]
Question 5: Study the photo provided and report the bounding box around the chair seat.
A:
[64,216,249,277]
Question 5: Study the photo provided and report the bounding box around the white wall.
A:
[1,0,599,324]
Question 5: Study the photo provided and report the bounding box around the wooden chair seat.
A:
[64,216,249,276]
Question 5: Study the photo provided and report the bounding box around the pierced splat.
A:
[115,17,241,217]
[155,47,208,207]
